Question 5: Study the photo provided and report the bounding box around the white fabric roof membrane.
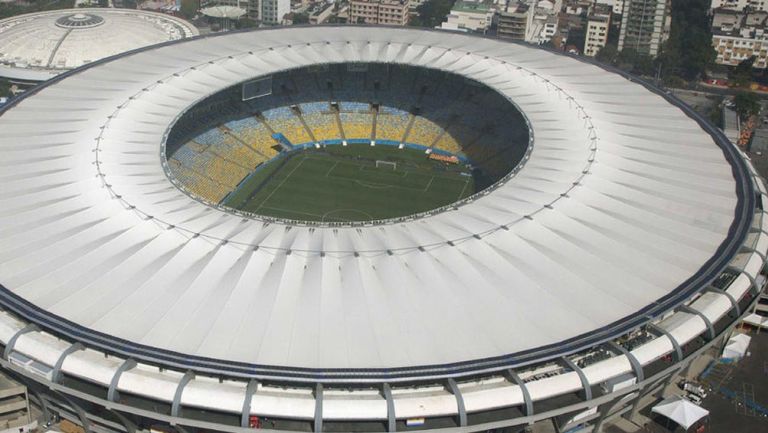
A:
[651,395,709,429]
[0,27,748,377]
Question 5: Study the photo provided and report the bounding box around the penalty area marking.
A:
[322,209,374,222]
[456,179,471,200]
[253,156,307,214]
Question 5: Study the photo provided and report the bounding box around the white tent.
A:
[742,313,768,329]
[722,333,751,360]
[651,396,709,430]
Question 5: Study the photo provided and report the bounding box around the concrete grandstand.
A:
[163,63,529,220]
[0,26,765,433]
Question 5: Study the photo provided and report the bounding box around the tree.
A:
[616,47,639,69]
[658,0,715,82]
[292,12,309,24]
[0,79,11,98]
[236,18,259,29]
[614,48,655,76]
[408,0,455,28]
[731,56,756,88]
[734,91,760,120]
[595,44,618,64]
[180,0,198,20]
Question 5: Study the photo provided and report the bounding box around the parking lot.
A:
[697,330,768,432]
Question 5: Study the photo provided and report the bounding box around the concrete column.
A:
[446,379,467,427]
[240,379,258,428]
[170,371,194,418]
[314,383,323,433]
[382,383,396,432]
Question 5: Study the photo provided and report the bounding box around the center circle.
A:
[164,62,531,223]
[54,13,104,29]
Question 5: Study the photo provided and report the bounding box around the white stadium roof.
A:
[0,8,198,81]
[0,26,757,381]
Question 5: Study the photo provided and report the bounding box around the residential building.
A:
[711,0,768,12]
[440,0,496,33]
[498,2,534,40]
[309,2,336,24]
[712,8,768,68]
[0,375,31,433]
[410,0,427,11]
[584,14,610,56]
[564,0,593,14]
[595,0,625,14]
[262,0,290,24]
[497,0,559,43]
[618,0,671,56]
[349,0,411,25]
[526,10,559,43]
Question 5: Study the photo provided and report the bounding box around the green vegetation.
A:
[291,12,309,24]
[409,0,456,28]
[658,0,715,83]
[223,144,475,222]
[0,0,75,20]
[734,91,761,120]
[730,56,756,88]
[595,44,618,64]
[179,0,197,20]
[707,96,725,127]
[616,48,655,76]
[594,45,654,76]
[597,0,714,84]
[0,79,11,98]
[236,18,259,29]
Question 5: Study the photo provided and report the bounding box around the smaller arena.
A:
[0,8,198,82]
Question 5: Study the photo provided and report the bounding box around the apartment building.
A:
[584,14,610,56]
[711,0,768,11]
[498,2,533,40]
[349,0,411,25]
[262,0,290,24]
[618,0,671,56]
[440,0,496,33]
[712,8,768,68]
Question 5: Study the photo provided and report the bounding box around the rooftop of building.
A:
[588,14,610,23]
[451,0,495,13]
[712,8,768,38]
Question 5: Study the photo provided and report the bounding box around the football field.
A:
[223,145,475,222]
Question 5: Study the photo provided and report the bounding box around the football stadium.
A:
[0,26,765,433]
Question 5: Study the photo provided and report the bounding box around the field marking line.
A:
[358,164,407,178]
[322,208,374,222]
[260,205,325,219]
[324,161,339,178]
[254,157,307,213]
[422,176,434,192]
[355,180,394,189]
[457,179,470,199]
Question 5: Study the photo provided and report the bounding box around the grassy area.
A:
[222,144,475,222]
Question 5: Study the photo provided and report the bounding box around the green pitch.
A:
[222,144,475,222]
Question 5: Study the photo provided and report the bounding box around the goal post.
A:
[375,160,397,170]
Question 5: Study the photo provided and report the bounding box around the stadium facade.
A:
[0,8,198,82]
[0,26,765,433]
